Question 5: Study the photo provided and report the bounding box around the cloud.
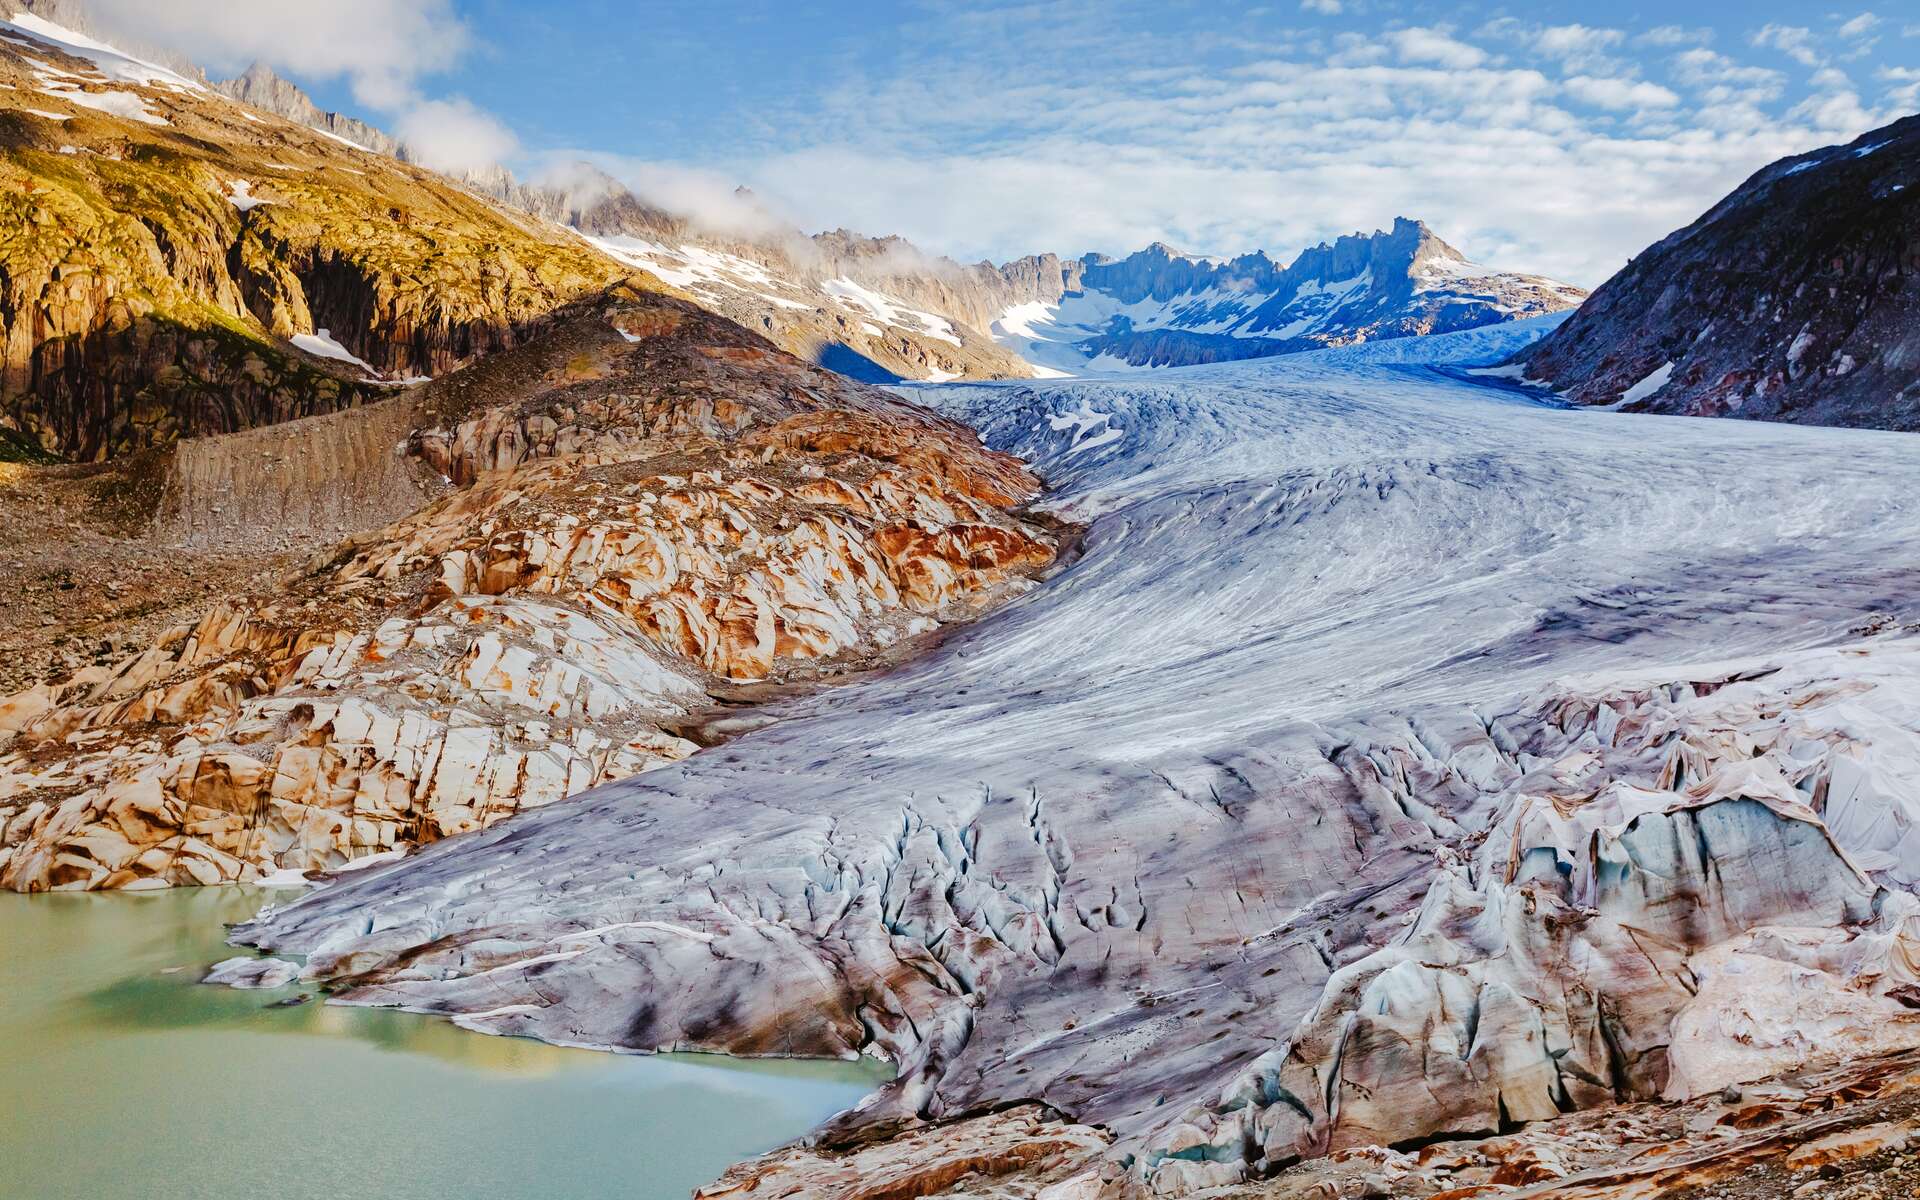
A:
[1750,24,1824,67]
[1300,0,1342,13]
[1562,75,1681,110]
[1883,66,1920,108]
[1671,48,1784,92]
[1533,24,1625,62]
[1639,26,1712,47]
[1838,13,1881,39]
[83,0,469,110]
[1790,87,1883,134]
[393,98,518,173]
[1385,28,1488,69]
[551,154,797,241]
[709,0,1915,291]
[80,0,519,171]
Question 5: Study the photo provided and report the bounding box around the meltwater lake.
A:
[1,887,885,1200]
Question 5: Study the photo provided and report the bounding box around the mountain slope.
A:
[583,231,1045,384]
[995,218,1586,372]
[1519,112,1920,429]
[0,10,651,460]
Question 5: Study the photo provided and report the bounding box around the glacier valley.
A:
[232,317,1920,1194]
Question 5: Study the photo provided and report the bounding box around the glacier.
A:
[235,316,1920,1192]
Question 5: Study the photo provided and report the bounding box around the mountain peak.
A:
[212,60,400,156]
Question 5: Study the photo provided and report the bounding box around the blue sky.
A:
[89,1,1920,285]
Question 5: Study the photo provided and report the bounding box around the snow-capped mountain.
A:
[992,218,1587,373]
[575,218,1585,382]
[1520,112,1920,430]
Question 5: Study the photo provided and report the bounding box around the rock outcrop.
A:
[0,288,1060,890]
[698,1106,1108,1200]
[1519,112,1920,430]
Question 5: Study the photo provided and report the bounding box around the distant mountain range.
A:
[189,56,1587,382]
[993,219,1586,373]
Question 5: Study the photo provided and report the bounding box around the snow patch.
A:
[330,847,408,875]
[291,329,376,375]
[822,277,962,346]
[2,14,204,91]
[1619,360,1675,406]
[252,866,314,888]
[313,127,373,152]
[226,179,268,212]
[1465,363,1529,380]
[52,86,168,125]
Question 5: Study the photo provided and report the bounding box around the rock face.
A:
[0,288,1059,891]
[224,324,1920,1196]
[698,1106,1108,1200]
[211,62,400,157]
[1520,113,1920,430]
[0,13,639,461]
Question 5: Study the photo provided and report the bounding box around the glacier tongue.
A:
[238,317,1920,1192]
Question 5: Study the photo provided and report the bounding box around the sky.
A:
[79,0,1920,286]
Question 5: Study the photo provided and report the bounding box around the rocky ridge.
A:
[579,219,1585,381]
[1519,112,1920,429]
[0,286,1061,890]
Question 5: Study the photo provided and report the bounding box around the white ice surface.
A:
[260,312,1920,904]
